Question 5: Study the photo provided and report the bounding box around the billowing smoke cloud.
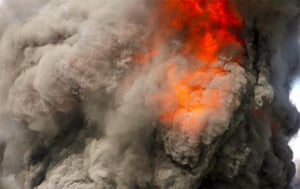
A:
[0,0,299,189]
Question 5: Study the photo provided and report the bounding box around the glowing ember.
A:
[140,0,244,133]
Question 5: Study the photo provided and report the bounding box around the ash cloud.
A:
[0,0,153,188]
[236,0,300,187]
[0,0,299,189]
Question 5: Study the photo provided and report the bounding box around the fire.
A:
[139,0,244,133]
[157,0,243,63]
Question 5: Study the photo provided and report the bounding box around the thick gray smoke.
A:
[0,0,299,189]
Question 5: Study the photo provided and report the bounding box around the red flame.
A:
[138,0,244,133]
[157,0,243,63]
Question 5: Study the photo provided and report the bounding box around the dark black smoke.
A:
[0,0,299,189]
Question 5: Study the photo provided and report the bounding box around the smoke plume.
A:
[0,0,299,188]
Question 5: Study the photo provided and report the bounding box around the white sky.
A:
[289,79,300,160]
[290,79,300,113]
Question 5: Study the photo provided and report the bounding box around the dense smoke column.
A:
[200,1,300,188]
[0,0,299,189]
[234,1,300,188]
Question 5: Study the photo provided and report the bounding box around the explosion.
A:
[0,0,299,189]
[142,0,245,135]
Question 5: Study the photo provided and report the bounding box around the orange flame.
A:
[139,0,244,133]
[157,0,243,63]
